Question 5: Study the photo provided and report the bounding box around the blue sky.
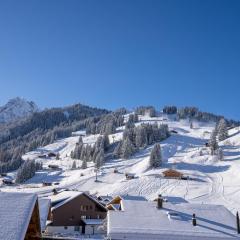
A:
[0,0,239,119]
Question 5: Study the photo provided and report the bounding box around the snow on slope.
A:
[3,114,240,214]
[0,97,38,124]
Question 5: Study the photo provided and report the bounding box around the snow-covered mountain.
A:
[13,112,239,215]
[0,97,39,124]
[1,107,240,216]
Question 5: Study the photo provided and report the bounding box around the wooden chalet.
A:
[0,192,41,240]
[162,169,183,179]
[125,173,135,180]
[48,152,57,158]
[48,164,60,170]
[2,177,14,185]
[42,181,53,187]
[107,195,147,211]
[46,191,107,235]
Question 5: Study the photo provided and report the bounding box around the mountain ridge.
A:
[0,97,39,124]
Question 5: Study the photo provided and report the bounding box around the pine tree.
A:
[217,148,224,161]
[72,160,77,169]
[209,127,219,155]
[149,143,162,168]
[95,149,104,169]
[218,118,228,141]
[113,141,122,158]
[81,158,87,169]
[121,137,135,159]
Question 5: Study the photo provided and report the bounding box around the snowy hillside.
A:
[0,97,38,124]
[2,112,240,215]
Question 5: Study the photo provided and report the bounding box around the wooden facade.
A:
[51,193,107,227]
[162,169,183,179]
[25,201,42,240]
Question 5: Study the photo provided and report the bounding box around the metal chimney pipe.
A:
[157,194,163,209]
[192,213,197,226]
[237,212,240,234]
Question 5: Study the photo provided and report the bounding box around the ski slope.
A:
[2,114,240,214]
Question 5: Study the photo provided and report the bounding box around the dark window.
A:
[74,226,80,231]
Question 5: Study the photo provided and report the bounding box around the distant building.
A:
[45,191,107,235]
[162,169,183,179]
[2,176,14,185]
[48,164,60,170]
[107,195,240,240]
[48,152,57,158]
[125,173,135,180]
[96,195,114,206]
[0,192,41,240]
[107,195,147,211]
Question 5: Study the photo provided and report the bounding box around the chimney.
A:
[192,213,197,226]
[237,212,240,234]
[157,194,163,209]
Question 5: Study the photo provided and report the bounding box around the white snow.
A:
[38,198,51,231]
[108,199,240,239]
[0,192,38,240]
[2,114,240,217]
[0,97,38,124]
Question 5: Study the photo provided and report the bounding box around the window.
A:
[89,205,93,210]
[74,226,80,231]
[97,215,100,219]
[81,215,86,219]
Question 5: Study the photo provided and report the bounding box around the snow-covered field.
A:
[2,114,240,214]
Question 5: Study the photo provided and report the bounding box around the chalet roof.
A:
[108,195,147,206]
[108,199,240,240]
[50,191,107,211]
[38,198,51,231]
[50,191,82,210]
[162,169,183,175]
[0,192,38,240]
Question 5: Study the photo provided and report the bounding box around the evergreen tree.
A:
[72,160,77,169]
[217,148,224,161]
[149,143,162,168]
[218,118,228,141]
[121,137,135,159]
[95,149,104,169]
[81,158,87,169]
[209,127,219,155]
[113,141,122,158]
[15,159,42,183]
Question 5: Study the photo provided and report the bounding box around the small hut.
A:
[42,181,52,187]
[48,164,60,170]
[125,173,135,180]
[48,152,57,158]
[2,177,14,185]
[162,169,183,179]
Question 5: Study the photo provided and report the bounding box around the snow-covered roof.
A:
[38,198,51,231]
[120,195,147,201]
[82,219,103,225]
[0,192,38,240]
[49,191,106,211]
[108,199,240,240]
[50,191,82,210]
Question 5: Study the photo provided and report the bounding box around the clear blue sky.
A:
[0,0,239,119]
